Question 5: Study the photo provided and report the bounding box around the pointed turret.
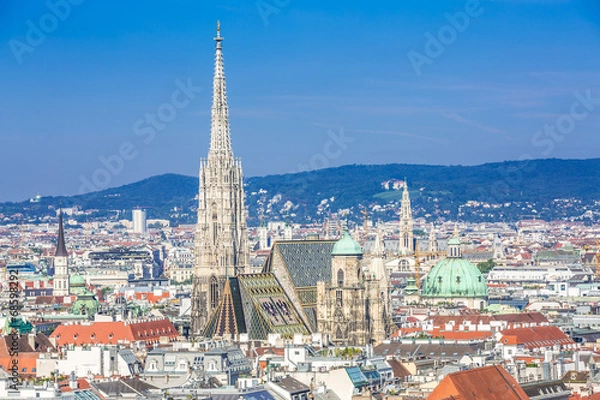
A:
[373,222,385,257]
[55,210,68,257]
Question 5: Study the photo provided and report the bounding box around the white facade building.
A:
[132,209,147,234]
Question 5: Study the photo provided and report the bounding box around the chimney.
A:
[28,333,36,350]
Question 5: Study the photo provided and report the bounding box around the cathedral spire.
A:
[55,210,68,257]
[210,20,233,159]
[192,25,248,336]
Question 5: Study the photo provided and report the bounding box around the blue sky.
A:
[1,0,600,201]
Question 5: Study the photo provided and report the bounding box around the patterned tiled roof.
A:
[268,240,336,288]
[205,274,309,340]
[238,273,309,339]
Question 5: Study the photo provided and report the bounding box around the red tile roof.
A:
[428,365,529,400]
[427,312,547,328]
[50,318,178,346]
[500,326,575,349]
[131,291,170,304]
[429,329,493,341]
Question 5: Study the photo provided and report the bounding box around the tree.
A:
[477,259,496,274]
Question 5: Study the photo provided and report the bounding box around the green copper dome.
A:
[70,274,85,287]
[332,230,362,256]
[422,257,488,299]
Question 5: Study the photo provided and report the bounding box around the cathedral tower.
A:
[53,211,70,296]
[317,229,391,346]
[399,182,414,255]
[191,23,249,336]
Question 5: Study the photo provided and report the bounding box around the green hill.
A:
[3,158,600,224]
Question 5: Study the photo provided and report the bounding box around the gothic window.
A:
[337,269,344,287]
[336,290,343,307]
[210,276,219,309]
[480,301,485,310]
[456,276,461,284]
[336,326,343,339]
[212,206,218,242]
[438,276,442,284]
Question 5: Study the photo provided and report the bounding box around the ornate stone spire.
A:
[209,20,233,160]
[191,23,248,336]
[373,222,385,257]
[55,210,68,257]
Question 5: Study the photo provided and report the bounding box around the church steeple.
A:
[53,210,70,296]
[209,20,233,160]
[55,210,68,257]
[399,180,414,255]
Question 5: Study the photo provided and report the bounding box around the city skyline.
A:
[1,1,600,201]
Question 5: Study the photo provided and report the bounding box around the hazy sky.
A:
[1,0,600,201]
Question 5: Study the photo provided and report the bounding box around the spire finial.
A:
[210,19,230,157]
[55,209,68,257]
